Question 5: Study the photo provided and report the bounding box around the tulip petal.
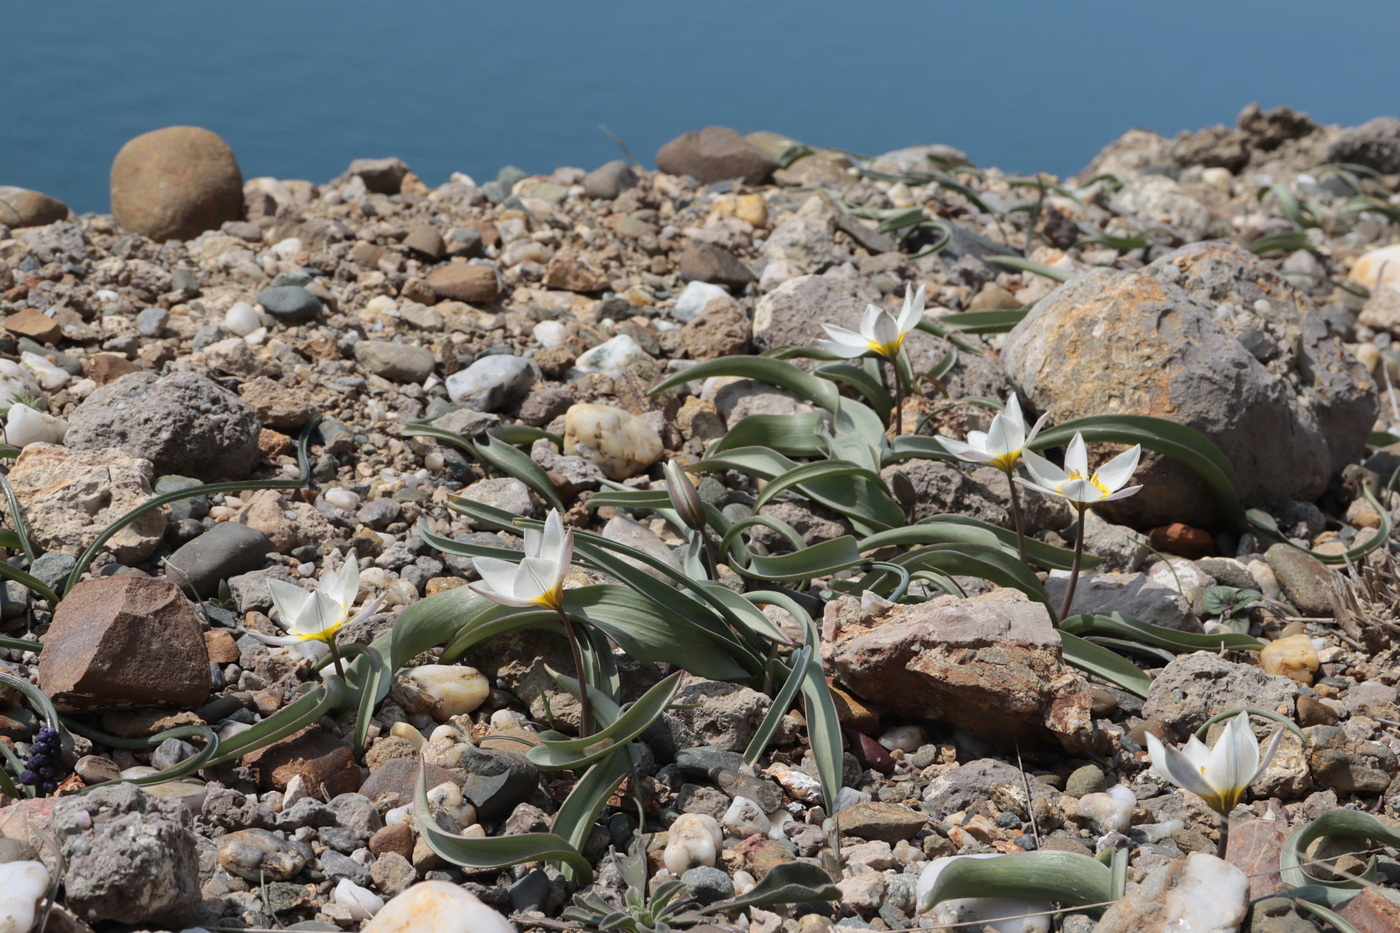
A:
[1147,732,1220,801]
[897,284,926,333]
[1058,478,1102,504]
[468,584,539,609]
[1024,410,1051,446]
[1021,448,1068,486]
[475,556,524,599]
[1252,727,1285,783]
[1063,433,1089,477]
[245,629,306,648]
[1013,476,1059,499]
[1098,484,1143,502]
[936,436,997,463]
[1094,445,1142,493]
[268,579,314,632]
[858,304,884,337]
[986,411,1020,458]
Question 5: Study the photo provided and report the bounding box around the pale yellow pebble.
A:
[1260,632,1321,684]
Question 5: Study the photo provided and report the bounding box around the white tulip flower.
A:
[817,285,926,361]
[471,510,574,612]
[936,393,1049,473]
[249,551,384,672]
[1146,712,1283,815]
[1018,433,1142,506]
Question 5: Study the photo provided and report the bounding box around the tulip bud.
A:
[889,470,917,511]
[664,460,706,532]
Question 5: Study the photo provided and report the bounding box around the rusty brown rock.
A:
[1147,522,1214,559]
[5,308,62,344]
[83,352,142,386]
[0,187,71,228]
[244,728,361,798]
[822,589,1098,752]
[38,577,211,711]
[110,126,244,241]
[681,299,751,361]
[1225,819,1287,901]
[425,262,500,304]
[1337,887,1400,933]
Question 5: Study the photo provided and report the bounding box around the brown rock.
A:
[1296,694,1340,727]
[1003,243,1376,526]
[257,428,293,458]
[244,728,360,798]
[110,126,244,241]
[682,299,751,360]
[1337,887,1400,933]
[83,352,142,386]
[5,444,167,563]
[823,589,1098,752]
[401,224,445,260]
[657,126,779,184]
[1147,522,1213,559]
[543,255,609,293]
[0,187,70,228]
[237,376,316,429]
[826,681,880,734]
[1225,819,1287,901]
[425,262,500,304]
[234,488,333,552]
[678,244,753,289]
[347,157,410,195]
[369,823,415,860]
[204,630,240,665]
[5,308,62,344]
[38,577,211,711]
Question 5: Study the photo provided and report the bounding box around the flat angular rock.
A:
[65,370,262,480]
[38,577,211,711]
[5,443,167,563]
[348,157,410,195]
[1003,243,1376,526]
[657,126,778,185]
[244,728,361,798]
[354,339,435,383]
[110,125,243,242]
[678,244,754,289]
[922,759,1062,820]
[823,589,1098,752]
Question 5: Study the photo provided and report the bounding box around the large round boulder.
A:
[1002,243,1376,526]
[110,126,244,242]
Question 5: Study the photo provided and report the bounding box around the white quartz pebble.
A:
[1075,784,1136,835]
[663,813,722,875]
[5,404,66,447]
[403,665,489,720]
[362,880,516,933]
[878,724,927,752]
[225,301,262,336]
[0,860,49,933]
[20,352,68,390]
[334,879,384,922]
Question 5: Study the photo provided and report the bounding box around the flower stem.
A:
[1006,468,1029,566]
[557,609,593,738]
[885,356,904,437]
[1058,504,1088,623]
[327,637,346,680]
[1217,817,1231,860]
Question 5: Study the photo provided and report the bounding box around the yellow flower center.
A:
[531,586,566,613]
[1063,469,1111,497]
[990,450,1021,472]
[866,334,905,359]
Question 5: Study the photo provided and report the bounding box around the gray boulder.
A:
[55,784,201,926]
[64,371,262,480]
[1143,652,1299,740]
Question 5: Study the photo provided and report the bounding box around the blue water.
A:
[7,1,1400,214]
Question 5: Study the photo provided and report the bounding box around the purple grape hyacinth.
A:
[21,725,61,795]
